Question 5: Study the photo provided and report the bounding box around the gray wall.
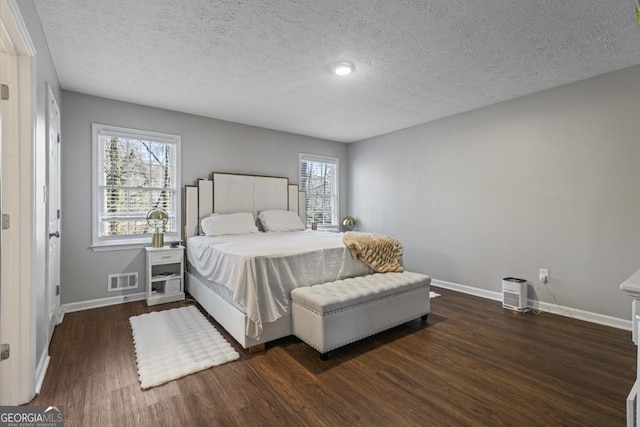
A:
[18,0,62,375]
[348,64,640,321]
[60,91,348,304]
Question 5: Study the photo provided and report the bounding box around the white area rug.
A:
[430,291,441,299]
[130,306,240,389]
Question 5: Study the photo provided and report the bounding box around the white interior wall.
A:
[60,91,348,305]
[348,64,640,322]
[16,0,62,398]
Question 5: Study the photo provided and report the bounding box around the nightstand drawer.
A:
[150,251,182,264]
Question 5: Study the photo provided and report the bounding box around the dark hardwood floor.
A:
[29,288,636,426]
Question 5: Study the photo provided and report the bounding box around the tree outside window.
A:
[92,124,180,248]
[299,154,338,227]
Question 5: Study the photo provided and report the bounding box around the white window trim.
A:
[299,153,339,228]
[91,123,182,250]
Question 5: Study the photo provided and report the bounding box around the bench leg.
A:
[421,314,428,321]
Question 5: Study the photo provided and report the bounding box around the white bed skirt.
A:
[185,271,292,349]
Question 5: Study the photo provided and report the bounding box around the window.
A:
[299,154,339,228]
[92,124,181,248]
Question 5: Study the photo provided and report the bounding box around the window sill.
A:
[91,234,180,252]
[307,226,340,232]
[90,243,147,252]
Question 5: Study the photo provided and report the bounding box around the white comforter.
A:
[187,231,372,339]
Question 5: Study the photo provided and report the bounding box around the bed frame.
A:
[184,172,306,350]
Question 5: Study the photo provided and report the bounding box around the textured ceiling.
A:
[35,0,640,143]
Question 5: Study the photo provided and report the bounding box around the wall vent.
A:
[107,272,138,292]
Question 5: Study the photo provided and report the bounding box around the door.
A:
[46,85,61,333]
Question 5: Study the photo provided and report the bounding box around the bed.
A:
[184,172,372,349]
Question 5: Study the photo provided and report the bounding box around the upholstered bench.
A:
[290,271,431,359]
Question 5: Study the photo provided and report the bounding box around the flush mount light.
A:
[333,62,355,76]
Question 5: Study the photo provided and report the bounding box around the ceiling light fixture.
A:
[333,62,355,76]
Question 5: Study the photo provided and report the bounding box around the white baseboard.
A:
[34,353,50,396]
[431,279,502,302]
[528,299,631,331]
[61,292,146,314]
[431,278,632,331]
[60,280,633,331]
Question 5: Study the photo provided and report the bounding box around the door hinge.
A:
[57,209,61,219]
[2,213,9,230]
[1,84,8,101]
[0,344,9,361]
[57,133,61,143]
[56,285,60,296]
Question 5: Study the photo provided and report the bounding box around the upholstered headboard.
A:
[184,172,306,238]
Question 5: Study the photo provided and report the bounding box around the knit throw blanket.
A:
[343,232,404,273]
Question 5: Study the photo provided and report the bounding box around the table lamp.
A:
[147,208,168,247]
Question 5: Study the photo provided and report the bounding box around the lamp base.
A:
[152,232,164,247]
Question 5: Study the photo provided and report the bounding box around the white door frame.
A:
[0,0,37,405]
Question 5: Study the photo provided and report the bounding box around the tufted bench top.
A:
[290,271,431,315]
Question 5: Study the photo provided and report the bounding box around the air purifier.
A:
[502,277,527,312]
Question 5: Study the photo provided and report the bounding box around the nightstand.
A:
[145,245,185,306]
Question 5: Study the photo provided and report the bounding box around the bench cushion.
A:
[290,271,430,314]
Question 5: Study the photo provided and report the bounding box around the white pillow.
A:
[258,210,305,232]
[201,212,259,236]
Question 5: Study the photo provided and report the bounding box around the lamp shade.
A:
[342,216,356,231]
[146,208,168,230]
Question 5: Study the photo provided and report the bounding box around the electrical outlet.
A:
[539,268,549,284]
